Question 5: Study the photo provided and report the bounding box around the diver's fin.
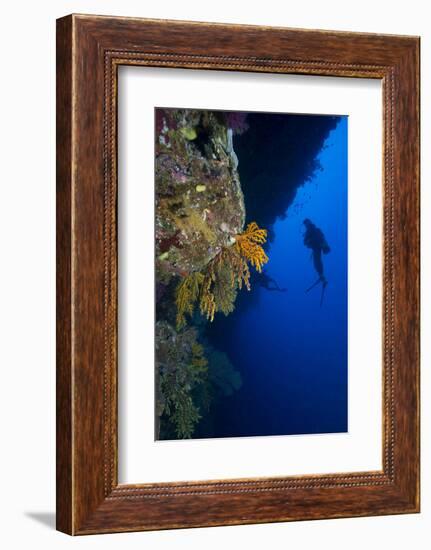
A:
[266,287,288,292]
[306,278,321,293]
[273,281,287,292]
[320,281,328,307]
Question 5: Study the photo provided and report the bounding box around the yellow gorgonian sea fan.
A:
[199,274,216,322]
[175,272,204,329]
[235,221,269,273]
[175,222,268,327]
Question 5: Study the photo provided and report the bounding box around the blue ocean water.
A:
[204,116,348,438]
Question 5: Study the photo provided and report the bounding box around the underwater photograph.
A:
[154,107,348,441]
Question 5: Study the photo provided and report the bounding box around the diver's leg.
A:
[313,251,324,277]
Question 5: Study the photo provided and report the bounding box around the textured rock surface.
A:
[155,109,245,282]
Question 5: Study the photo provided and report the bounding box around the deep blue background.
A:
[204,115,348,438]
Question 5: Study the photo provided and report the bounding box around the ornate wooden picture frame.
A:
[56,14,420,535]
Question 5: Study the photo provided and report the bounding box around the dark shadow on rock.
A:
[234,112,339,234]
[25,511,56,530]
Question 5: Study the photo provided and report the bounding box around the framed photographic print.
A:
[56,14,420,535]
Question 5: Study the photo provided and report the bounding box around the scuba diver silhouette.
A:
[257,270,287,293]
[303,218,330,306]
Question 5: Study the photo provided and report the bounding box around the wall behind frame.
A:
[0,0,427,549]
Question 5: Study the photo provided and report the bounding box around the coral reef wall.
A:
[155,108,245,281]
[155,108,248,439]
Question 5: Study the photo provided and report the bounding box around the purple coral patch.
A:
[225,111,249,135]
[158,230,184,253]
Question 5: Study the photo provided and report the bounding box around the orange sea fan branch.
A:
[235,222,269,273]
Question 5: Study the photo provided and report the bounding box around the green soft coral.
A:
[175,272,205,329]
[161,382,201,439]
[156,322,209,439]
